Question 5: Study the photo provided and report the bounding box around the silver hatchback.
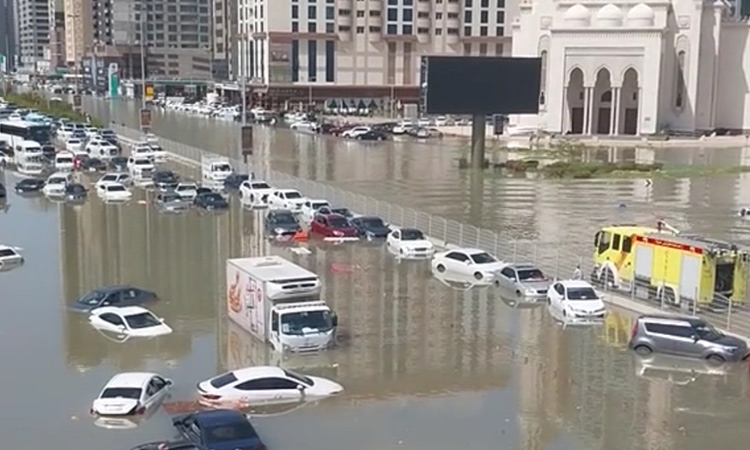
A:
[628,315,749,364]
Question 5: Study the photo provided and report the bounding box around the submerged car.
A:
[264,209,302,239]
[386,228,434,258]
[129,442,202,450]
[109,156,129,172]
[152,170,180,191]
[224,173,249,191]
[14,178,45,194]
[310,213,358,239]
[155,192,191,213]
[64,183,88,202]
[194,192,229,210]
[547,280,606,319]
[69,285,158,313]
[0,245,24,271]
[495,263,552,298]
[197,366,343,407]
[89,306,172,337]
[431,248,504,282]
[91,372,172,416]
[175,182,199,200]
[171,409,265,450]
[349,216,390,240]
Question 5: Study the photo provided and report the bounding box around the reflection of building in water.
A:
[59,193,235,370]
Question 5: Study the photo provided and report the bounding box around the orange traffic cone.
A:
[293,229,308,241]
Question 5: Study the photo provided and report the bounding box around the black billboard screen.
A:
[424,56,542,115]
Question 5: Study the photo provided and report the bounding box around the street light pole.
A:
[139,1,146,108]
[241,34,247,126]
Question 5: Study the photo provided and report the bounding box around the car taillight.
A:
[201,394,222,400]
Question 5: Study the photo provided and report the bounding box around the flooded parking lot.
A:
[5,166,750,450]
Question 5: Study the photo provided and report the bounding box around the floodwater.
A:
[84,98,750,253]
[4,165,750,450]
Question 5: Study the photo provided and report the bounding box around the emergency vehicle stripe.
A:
[633,235,703,255]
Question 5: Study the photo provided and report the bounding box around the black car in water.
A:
[356,129,389,141]
[172,409,265,450]
[14,178,45,194]
[64,183,88,202]
[0,182,5,200]
[41,145,56,163]
[223,173,249,191]
[108,156,129,172]
[80,156,106,172]
[194,192,229,210]
[264,209,302,239]
[153,170,180,191]
[350,215,391,239]
[68,285,158,313]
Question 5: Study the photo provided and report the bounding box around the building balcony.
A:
[369,0,382,11]
[369,27,382,43]
[446,31,459,45]
[446,17,459,29]
[417,17,431,29]
[337,14,352,27]
[337,0,352,10]
[417,0,431,13]
[367,14,381,27]
[446,0,460,14]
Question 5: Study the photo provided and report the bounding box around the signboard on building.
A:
[108,63,119,98]
[268,42,292,83]
[140,108,152,130]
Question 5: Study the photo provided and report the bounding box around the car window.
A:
[470,252,496,264]
[554,284,564,295]
[210,372,238,388]
[392,231,400,240]
[445,252,465,261]
[205,422,258,444]
[517,269,545,281]
[500,268,515,279]
[146,380,158,397]
[152,376,167,391]
[103,293,120,306]
[99,313,124,326]
[645,323,694,338]
[566,287,599,300]
[234,378,300,390]
[125,312,161,329]
[101,387,141,399]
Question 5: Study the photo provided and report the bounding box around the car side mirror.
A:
[692,335,700,342]
[297,385,306,393]
[117,325,126,332]
[102,301,110,306]
[332,314,339,327]
[159,317,166,323]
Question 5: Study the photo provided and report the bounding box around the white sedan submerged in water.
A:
[91,372,172,416]
[197,366,343,407]
[431,248,504,282]
[89,306,173,337]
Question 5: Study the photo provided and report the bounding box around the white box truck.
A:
[202,155,233,186]
[227,256,338,353]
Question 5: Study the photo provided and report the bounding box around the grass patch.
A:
[2,92,102,127]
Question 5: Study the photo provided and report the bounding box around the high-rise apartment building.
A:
[64,0,93,66]
[213,0,236,80]
[0,0,17,72]
[17,0,50,71]
[48,0,66,69]
[234,0,514,105]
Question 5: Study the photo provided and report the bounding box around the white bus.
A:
[0,120,52,149]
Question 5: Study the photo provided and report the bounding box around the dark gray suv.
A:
[629,315,749,363]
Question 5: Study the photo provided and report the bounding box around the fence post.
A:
[494,234,499,259]
[476,229,480,247]
[692,288,698,317]
[512,241,517,264]
[727,296,733,331]
[459,224,464,246]
[555,246,560,280]
[428,215,433,237]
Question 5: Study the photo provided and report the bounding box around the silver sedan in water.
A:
[494,263,552,299]
[154,192,191,213]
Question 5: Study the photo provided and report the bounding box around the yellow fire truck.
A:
[591,221,750,308]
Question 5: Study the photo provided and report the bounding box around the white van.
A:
[14,140,43,164]
[43,172,74,196]
[55,151,75,171]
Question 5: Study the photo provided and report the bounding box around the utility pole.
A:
[139,0,146,108]
[241,34,247,126]
[67,13,81,110]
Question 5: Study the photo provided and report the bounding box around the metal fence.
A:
[112,124,750,341]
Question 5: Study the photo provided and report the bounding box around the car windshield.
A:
[20,179,42,186]
[363,218,385,228]
[470,252,497,264]
[67,139,80,144]
[161,194,181,203]
[135,159,151,165]
[204,193,223,202]
[101,387,142,399]
[281,310,334,335]
[205,422,259,444]
[285,191,302,199]
[329,217,349,227]
[312,202,329,210]
[215,164,232,172]
[124,312,161,329]
[48,177,66,184]
[694,323,723,341]
[67,185,85,193]
[518,269,546,281]
[209,372,238,388]
[108,185,126,192]
[271,214,297,225]
[57,156,73,163]
[283,369,314,387]
[566,287,599,300]
[401,229,425,240]
[77,291,105,305]
[177,184,196,190]
[252,182,271,189]
[332,208,350,217]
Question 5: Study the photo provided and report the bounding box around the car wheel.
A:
[436,264,446,273]
[706,354,725,365]
[473,272,483,280]
[633,345,652,356]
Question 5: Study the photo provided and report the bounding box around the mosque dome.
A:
[626,3,655,26]
[595,4,623,26]
[563,4,591,26]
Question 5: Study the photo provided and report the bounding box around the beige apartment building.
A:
[234,0,515,106]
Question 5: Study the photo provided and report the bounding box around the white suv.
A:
[267,189,307,212]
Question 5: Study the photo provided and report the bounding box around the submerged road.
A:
[4,159,750,448]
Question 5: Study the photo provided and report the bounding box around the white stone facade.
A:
[511,0,750,135]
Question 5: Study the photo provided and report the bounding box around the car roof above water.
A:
[637,314,705,326]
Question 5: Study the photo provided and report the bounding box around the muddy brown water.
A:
[4,165,750,450]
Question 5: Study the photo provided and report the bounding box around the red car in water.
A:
[310,213,358,238]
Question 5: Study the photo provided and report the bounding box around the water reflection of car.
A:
[431,267,491,291]
[196,366,343,407]
[547,280,606,319]
[634,353,731,386]
[129,441,202,450]
[628,315,749,363]
[194,192,229,211]
[546,303,603,328]
[355,129,389,141]
[14,178,45,195]
[386,227,435,258]
[172,409,266,450]
[68,285,158,313]
[155,192,191,213]
[349,215,391,240]
[265,209,302,239]
[500,294,546,309]
[495,263,552,298]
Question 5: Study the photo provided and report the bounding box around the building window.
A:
[326,22,335,33]
[356,10,365,17]
[292,22,299,32]
[292,39,299,82]
[387,8,397,21]
[292,5,298,19]
[497,0,504,6]
[465,0,472,6]
[496,11,505,23]
[387,24,397,34]
[539,50,547,106]
[326,6,334,20]
[403,24,413,33]
[464,26,471,36]
[308,22,317,32]
[325,40,334,82]
[481,0,489,6]
[308,5,316,19]
[464,10,472,22]
[480,11,488,23]
[675,50,686,109]
[495,26,504,36]
[480,26,487,36]
[356,26,365,33]
[464,43,471,55]
[308,40,317,81]
[403,9,413,21]
[479,43,487,55]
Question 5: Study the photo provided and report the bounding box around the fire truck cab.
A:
[592,222,749,309]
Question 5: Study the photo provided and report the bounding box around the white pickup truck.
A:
[202,155,233,187]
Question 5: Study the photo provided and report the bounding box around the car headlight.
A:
[274,228,285,234]
[333,230,344,237]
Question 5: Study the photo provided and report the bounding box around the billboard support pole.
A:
[470,113,486,169]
